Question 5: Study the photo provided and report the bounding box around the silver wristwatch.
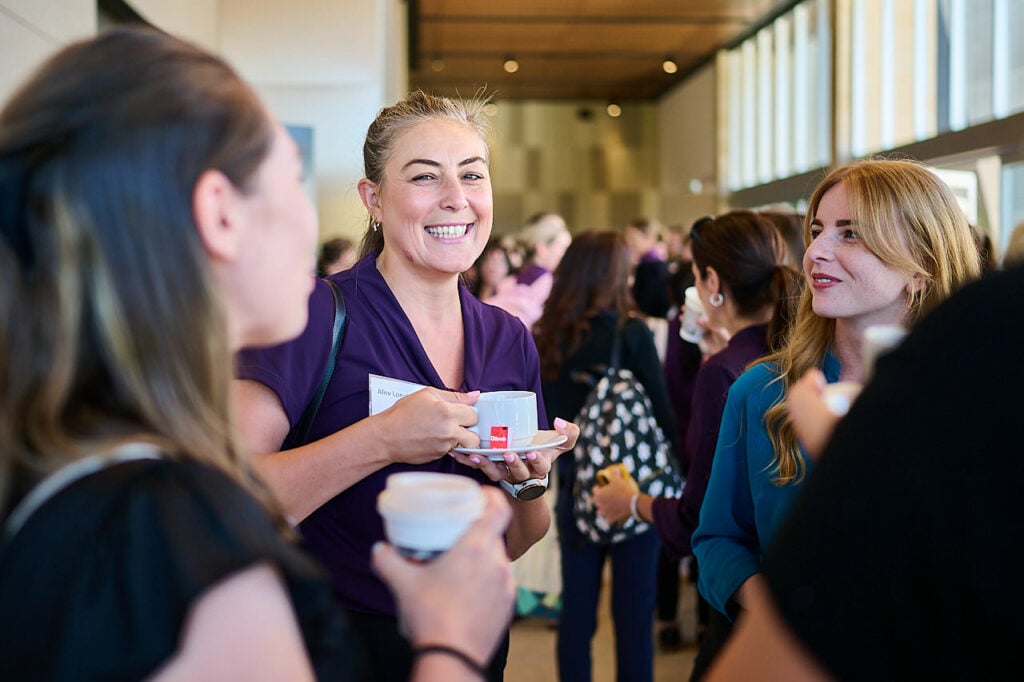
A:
[500,473,549,501]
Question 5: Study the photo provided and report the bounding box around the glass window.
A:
[1009,0,1024,114]
[1000,161,1024,260]
[966,0,995,125]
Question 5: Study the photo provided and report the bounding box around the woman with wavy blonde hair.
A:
[692,158,981,629]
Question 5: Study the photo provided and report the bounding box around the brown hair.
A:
[691,210,802,351]
[0,28,272,512]
[759,210,806,268]
[534,230,636,381]
[317,237,355,276]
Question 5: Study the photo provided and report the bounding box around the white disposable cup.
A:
[679,286,705,344]
[468,390,538,449]
[861,325,907,383]
[377,472,485,561]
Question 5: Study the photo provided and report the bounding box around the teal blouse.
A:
[692,353,841,618]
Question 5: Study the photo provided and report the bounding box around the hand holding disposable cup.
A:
[787,370,844,460]
[373,487,514,668]
[377,472,485,561]
[679,286,705,344]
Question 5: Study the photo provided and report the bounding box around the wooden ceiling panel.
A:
[419,0,787,22]
[410,0,798,101]
[420,22,742,56]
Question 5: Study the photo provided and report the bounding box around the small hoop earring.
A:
[709,292,724,307]
[371,220,380,232]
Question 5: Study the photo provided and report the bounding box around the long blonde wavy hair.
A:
[762,158,982,485]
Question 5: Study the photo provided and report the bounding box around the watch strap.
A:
[500,473,549,500]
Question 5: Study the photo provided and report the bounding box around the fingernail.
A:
[554,417,568,429]
[471,456,481,464]
[504,453,516,463]
[372,542,384,554]
[526,452,538,461]
[467,390,481,397]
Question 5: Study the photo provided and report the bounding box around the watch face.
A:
[517,483,546,501]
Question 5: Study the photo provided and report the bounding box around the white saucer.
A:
[453,430,568,460]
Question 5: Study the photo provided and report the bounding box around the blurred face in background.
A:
[479,246,510,288]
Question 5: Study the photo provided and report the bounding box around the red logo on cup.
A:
[489,426,509,449]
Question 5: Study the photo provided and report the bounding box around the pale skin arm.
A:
[149,564,314,681]
[706,574,834,682]
[450,416,580,559]
[374,488,517,682]
[236,376,578,557]
[786,369,840,461]
[234,379,483,522]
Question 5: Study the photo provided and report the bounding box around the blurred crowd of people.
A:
[5,23,1024,682]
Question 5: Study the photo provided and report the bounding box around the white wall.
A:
[221,0,395,241]
[0,0,95,105]
[129,0,219,51]
[1,0,397,244]
[657,64,720,227]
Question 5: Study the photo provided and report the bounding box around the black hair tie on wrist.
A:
[414,644,487,680]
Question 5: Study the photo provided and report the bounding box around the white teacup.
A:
[679,286,705,344]
[377,472,485,561]
[468,390,538,449]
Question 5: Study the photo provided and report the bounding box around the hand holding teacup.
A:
[450,389,578,491]
[466,390,538,450]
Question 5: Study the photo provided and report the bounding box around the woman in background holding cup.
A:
[235,90,578,681]
[691,159,982,669]
[535,230,677,682]
[593,210,800,678]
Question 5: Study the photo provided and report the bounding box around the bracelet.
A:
[629,493,643,522]
[414,644,487,680]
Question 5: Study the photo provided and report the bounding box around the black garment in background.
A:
[689,606,733,681]
[633,259,672,318]
[657,263,700,630]
[765,264,1024,680]
[656,550,680,622]
[543,312,679,535]
[0,458,362,681]
[346,611,510,682]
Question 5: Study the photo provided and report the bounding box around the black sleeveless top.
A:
[0,456,365,680]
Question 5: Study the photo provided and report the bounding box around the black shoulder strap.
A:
[608,319,624,373]
[282,279,346,450]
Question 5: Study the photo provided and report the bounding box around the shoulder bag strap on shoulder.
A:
[608,317,624,373]
[283,279,346,450]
